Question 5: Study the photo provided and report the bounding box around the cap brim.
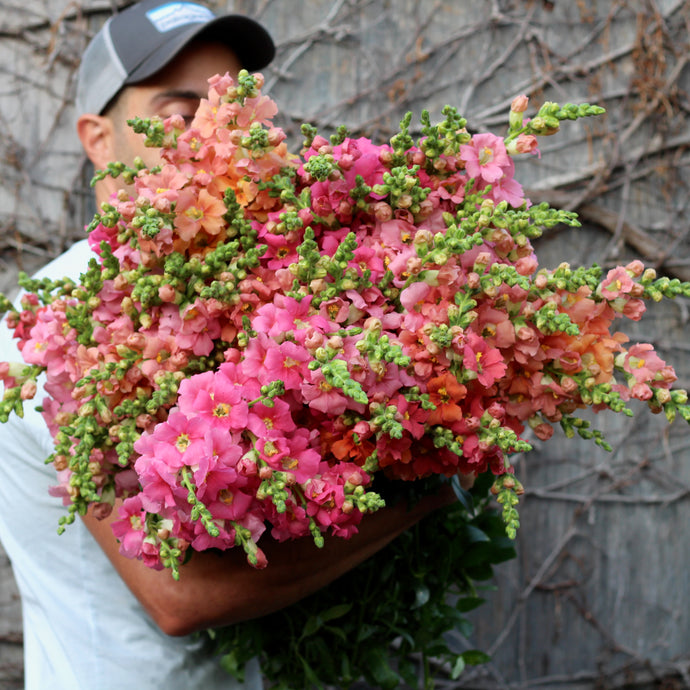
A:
[124,14,275,85]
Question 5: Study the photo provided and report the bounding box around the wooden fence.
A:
[1,0,690,687]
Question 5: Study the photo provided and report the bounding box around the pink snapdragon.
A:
[2,70,680,577]
[460,132,512,183]
[463,331,508,387]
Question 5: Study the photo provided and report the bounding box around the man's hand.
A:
[83,483,455,636]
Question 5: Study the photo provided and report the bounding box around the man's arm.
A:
[83,488,455,637]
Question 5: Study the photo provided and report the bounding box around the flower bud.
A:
[338,200,353,217]
[397,194,413,209]
[413,228,433,249]
[310,135,328,150]
[432,158,447,172]
[135,413,155,430]
[466,272,481,289]
[514,134,539,154]
[113,274,130,291]
[655,388,672,404]
[502,476,515,489]
[267,127,285,147]
[53,455,69,471]
[238,456,258,476]
[373,201,393,222]
[487,402,505,419]
[625,259,644,277]
[54,411,73,427]
[672,389,688,405]
[410,151,425,166]
[327,335,344,351]
[534,273,549,290]
[20,380,37,400]
[158,284,177,302]
[511,95,529,113]
[253,548,268,569]
[378,149,393,165]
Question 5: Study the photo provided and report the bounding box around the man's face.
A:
[108,41,242,169]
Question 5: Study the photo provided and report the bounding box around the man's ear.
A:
[77,114,121,203]
[76,114,116,170]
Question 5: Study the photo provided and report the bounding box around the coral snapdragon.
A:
[2,71,690,580]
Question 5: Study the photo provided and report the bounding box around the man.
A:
[0,2,451,688]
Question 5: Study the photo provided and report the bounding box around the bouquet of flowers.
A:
[2,70,690,687]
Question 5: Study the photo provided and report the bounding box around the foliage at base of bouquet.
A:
[207,474,513,690]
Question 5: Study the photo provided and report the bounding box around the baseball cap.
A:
[76,1,275,116]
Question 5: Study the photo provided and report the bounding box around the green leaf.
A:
[462,649,492,666]
[456,596,486,613]
[426,642,453,657]
[456,618,475,638]
[465,561,495,580]
[413,583,431,608]
[219,650,244,681]
[320,603,353,622]
[398,656,418,687]
[356,623,378,643]
[465,525,490,543]
[461,543,493,567]
[300,657,324,688]
[451,477,474,512]
[366,647,401,689]
[451,655,466,679]
[436,602,472,629]
[322,624,348,642]
[339,654,354,686]
[388,624,415,647]
[302,614,322,637]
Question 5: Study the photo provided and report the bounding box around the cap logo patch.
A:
[146,2,215,32]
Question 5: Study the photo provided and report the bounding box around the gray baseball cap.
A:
[76,1,275,116]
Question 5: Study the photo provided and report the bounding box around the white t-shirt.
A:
[0,240,261,689]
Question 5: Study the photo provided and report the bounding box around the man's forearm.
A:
[83,487,454,636]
